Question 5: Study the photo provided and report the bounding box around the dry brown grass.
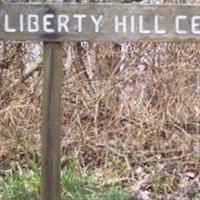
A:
[61,42,200,197]
[1,41,199,199]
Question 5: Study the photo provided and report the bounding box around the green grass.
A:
[0,163,40,200]
[0,162,137,200]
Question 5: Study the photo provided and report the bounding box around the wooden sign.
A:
[2,3,200,200]
[2,3,200,41]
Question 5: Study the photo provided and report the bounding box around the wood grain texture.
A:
[41,42,63,200]
[1,3,200,41]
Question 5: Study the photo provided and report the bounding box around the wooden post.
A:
[41,42,63,200]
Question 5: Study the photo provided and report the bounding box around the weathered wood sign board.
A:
[2,3,200,200]
[2,3,200,41]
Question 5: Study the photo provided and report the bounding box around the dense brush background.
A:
[0,0,200,199]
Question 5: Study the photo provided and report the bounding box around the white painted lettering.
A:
[28,15,39,32]
[19,15,24,32]
[43,14,55,33]
[115,15,127,33]
[175,15,187,34]
[90,15,103,32]
[155,15,166,34]
[139,15,151,34]
[192,16,200,34]
[58,15,69,32]
[131,16,135,33]
[4,14,16,32]
[73,14,86,32]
